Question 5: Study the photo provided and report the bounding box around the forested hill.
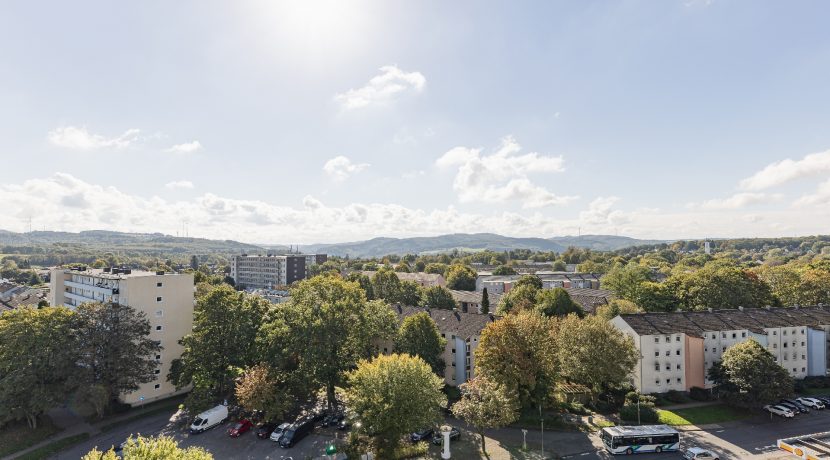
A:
[300,233,659,258]
[0,229,263,254]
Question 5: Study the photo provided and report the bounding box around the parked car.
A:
[189,405,229,434]
[228,419,253,437]
[777,401,805,414]
[797,397,825,409]
[320,412,344,427]
[764,404,795,418]
[781,399,809,413]
[256,422,278,439]
[279,418,315,448]
[812,395,830,405]
[411,428,435,442]
[683,446,720,460]
[270,422,291,442]
[432,427,461,445]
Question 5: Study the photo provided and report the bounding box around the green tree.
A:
[475,312,558,407]
[551,260,567,271]
[345,354,446,453]
[798,268,830,306]
[451,376,519,455]
[601,263,653,302]
[754,265,801,306]
[480,288,490,314]
[420,285,456,310]
[279,276,398,409]
[371,267,403,303]
[0,307,79,428]
[347,272,375,300]
[556,315,638,401]
[496,284,539,315]
[169,286,267,410]
[190,255,199,270]
[672,262,775,311]
[395,261,411,273]
[399,280,423,306]
[595,299,643,320]
[73,302,162,417]
[635,281,677,312]
[446,264,477,291]
[708,339,793,408]
[424,263,448,276]
[395,312,446,375]
[492,265,517,276]
[82,435,213,460]
[514,275,542,291]
[535,288,584,317]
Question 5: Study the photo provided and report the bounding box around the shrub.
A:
[619,404,659,423]
[663,390,689,404]
[689,386,712,402]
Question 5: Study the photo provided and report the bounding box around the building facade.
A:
[50,266,195,405]
[377,305,494,386]
[475,272,601,294]
[612,306,830,394]
[230,253,327,289]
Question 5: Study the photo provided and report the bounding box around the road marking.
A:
[715,429,725,433]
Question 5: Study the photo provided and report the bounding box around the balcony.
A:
[65,280,117,296]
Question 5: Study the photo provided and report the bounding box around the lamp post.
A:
[440,425,452,459]
[637,394,641,425]
[539,405,544,457]
[521,429,527,450]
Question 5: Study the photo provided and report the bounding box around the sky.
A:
[2,0,830,244]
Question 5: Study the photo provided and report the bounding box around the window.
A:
[655,363,660,371]
[665,350,670,356]
[802,355,806,360]
[156,282,163,287]
[677,378,681,383]
[155,310,163,318]
[656,380,660,386]
[784,354,788,361]
[677,364,681,370]
[154,384,160,390]
[383,347,387,353]
[802,367,806,372]
[666,379,670,384]
[654,337,659,343]
[742,332,746,337]
[704,347,708,352]
[676,350,680,356]
[665,336,671,343]
[665,364,670,370]
[793,368,797,373]
[675,336,680,342]
[732,333,736,339]
[784,330,788,336]
[773,331,777,335]
[722,347,726,353]
[156,296,162,302]
[773,343,778,348]
[802,342,805,347]
[784,342,788,348]
[801,329,805,334]
[155,354,161,361]
[155,325,163,331]
[711,334,716,339]
[154,369,160,375]
[654,351,659,357]
[452,349,456,354]
[722,333,726,338]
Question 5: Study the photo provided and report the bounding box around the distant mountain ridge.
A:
[300,233,662,257]
[0,229,264,254]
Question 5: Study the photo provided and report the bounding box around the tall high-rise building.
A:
[230,253,327,289]
[50,266,194,405]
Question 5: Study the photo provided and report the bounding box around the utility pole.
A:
[539,404,544,456]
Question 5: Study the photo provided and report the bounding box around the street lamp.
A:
[539,405,544,456]
[521,429,528,450]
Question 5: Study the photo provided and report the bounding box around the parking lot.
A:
[54,400,830,460]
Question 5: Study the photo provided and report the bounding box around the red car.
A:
[228,419,253,437]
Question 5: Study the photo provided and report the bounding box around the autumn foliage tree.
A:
[451,376,519,455]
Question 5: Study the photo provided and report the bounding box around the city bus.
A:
[599,424,680,455]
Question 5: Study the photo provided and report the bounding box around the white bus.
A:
[600,425,680,455]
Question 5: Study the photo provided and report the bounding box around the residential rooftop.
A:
[448,289,502,305]
[392,304,495,339]
[619,306,830,337]
[57,267,185,279]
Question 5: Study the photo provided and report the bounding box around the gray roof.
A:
[448,289,502,305]
[564,288,613,313]
[619,306,830,337]
[391,304,495,339]
[361,271,444,284]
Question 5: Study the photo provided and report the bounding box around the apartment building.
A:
[50,266,194,405]
[475,273,601,294]
[377,305,495,386]
[230,253,327,289]
[611,306,830,394]
[359,271,446,287]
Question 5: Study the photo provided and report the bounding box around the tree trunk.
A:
[327,381,336,410]
[480,430,487,455]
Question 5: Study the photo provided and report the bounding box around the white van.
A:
[189,404,228,433]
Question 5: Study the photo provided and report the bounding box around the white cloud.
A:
[402,170,425,180]
[48,126,141,150]
[739,150,830,191]
[794,179,830,207]
[165,180,194,190]
[3,173,830,243]
[323,156,370,181]
[435,136,575,208]
[335,65,426,110]
[165,140,202,154]
[579,196,630,226]
[692,192,773,210]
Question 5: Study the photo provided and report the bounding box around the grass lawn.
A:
[17,433,90,460]
[657,405,751,426]
[799,387,830,396]
[0,417,61,457]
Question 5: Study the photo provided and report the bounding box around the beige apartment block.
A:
[50,266,194,405]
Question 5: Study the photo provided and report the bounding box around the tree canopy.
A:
[451,376,519,455]
[445,264,477,291]
[708,339,793,408]
[395,312,446,376]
